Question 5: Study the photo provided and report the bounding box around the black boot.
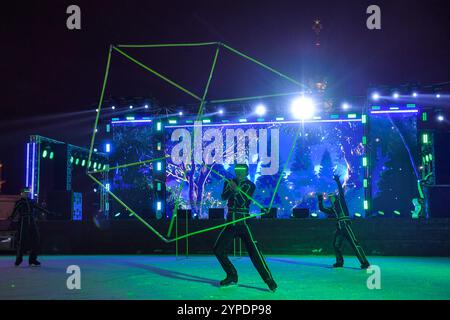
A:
[219,274,238,287]
[29,259,41,267]
[360,262,370,270]
[14,256,23,267]
[266,278,277,293]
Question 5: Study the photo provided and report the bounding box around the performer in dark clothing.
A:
[9,188,49,267]
[213,164,277,292]
[318,175,370,269]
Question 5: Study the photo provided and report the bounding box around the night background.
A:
[1,0,449,195]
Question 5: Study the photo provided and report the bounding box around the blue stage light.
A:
[291,96,315,120]
[255,104,266,116]
[371,92,380,101]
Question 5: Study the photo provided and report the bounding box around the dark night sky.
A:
[0,0,449,193]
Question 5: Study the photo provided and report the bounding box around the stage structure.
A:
[108,99,427,219]
[25,135,109,220]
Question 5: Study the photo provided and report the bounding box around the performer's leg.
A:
[15,217,25,266]
[29,219,41,266]
[343,222,370,268]
[213,225,238,281]
[333,228,345,267]
[239,222,277,291]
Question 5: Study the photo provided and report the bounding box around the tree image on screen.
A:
[111,123,154,218]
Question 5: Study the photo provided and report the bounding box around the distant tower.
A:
[310,18,332,111]
[312,19,322,47]
[311,19,327,94]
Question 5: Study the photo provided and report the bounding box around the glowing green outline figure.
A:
[88,42,305,242]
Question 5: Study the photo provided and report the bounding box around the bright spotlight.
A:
[436,94,441,98]
[342,102,350,110]
[129,105,133,109]
[218,109,224,115]
[437,115,444,122]
[412,92,418,98]
[291,96,315,120]
[255,104,266,116]
[178,111,183,116]
[371,92,380,101]
[144,104,149,109]
[111,106,116,110]
[393,92,399,99]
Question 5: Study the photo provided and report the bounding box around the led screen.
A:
[165,120,364,219]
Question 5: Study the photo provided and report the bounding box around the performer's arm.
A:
[32,201,51,215]
[317,195,333,215]
[247,182,256,198]
[221,180,233,200]
[242,181,255,197]
[9,202,21,220]
[333,174,350,216]
[417,173,432,199]
[417,179,424,199]
[237,181,255,204]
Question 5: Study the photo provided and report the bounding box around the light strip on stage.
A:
[25,143,30,188]
[111,120,153,124]
[370,110,418,114]
[31,142,36,199]
[166,118,362,129]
